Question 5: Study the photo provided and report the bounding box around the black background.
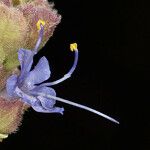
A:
[0,0,150,150]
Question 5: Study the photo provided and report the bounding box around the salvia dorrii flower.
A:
[0,0,61,142]
[0,0,119,142]
[6,20,119,129]
[6,21,64,114]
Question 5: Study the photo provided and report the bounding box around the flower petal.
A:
[30,86,64,114]
[31,86,56,109]
[24,56,50,88]
[18,48,34,81]
[6,75,18,97]
[32,103,64,114]
[15,86,37,106]
[15,86,64,114]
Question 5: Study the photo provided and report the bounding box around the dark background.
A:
[0,0,150,150]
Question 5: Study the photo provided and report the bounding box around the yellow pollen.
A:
[36,20,46,31]
[70,43,78,52]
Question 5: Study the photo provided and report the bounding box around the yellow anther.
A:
[36,19,46,31]
[70,43,78,52]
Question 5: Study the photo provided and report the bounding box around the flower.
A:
[6,22,119,124]
[6,48,64,114]
[6,23,64,114]
[6,18,80,115]
[0,2,61,139]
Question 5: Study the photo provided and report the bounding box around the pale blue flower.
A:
[6,48,64,114]
[6,23,65,114]
[6,23,78,115]
[6,22,119,124]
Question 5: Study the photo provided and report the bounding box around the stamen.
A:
[41,43,79,86]
[36,20,46,31]
[70,43,78,51]
[33,20,45,53]
[35,92,120,124]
